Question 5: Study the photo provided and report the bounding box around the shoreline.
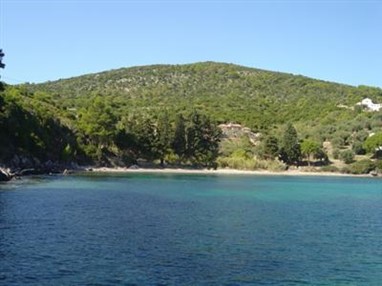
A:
[87,167,373,178]
[2,166,377,182]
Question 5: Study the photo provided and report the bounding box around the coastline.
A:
[87,167,373,178]
[2,166,376,182]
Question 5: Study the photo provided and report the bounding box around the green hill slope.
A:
[0,83,84,171]
[2,62,382,172]
[28,61,382,131]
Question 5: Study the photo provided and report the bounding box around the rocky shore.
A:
[1,153,380,182]
[0,154,83,181]
[0,168,12,181]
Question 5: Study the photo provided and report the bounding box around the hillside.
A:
[2,62,382,174]
[27,62,382,131]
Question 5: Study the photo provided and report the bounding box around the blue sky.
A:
[0,0,381,87]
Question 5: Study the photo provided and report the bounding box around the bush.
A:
[219,136,254,158]
[348,159,376,174]
[352,141,366,155]
[340,150,355,164]
[332,149,340,159]
[216,156,285,171]
[264,159,287,172]
[320,165,339,173]
[363,132,382,155]
[340,166,351,174]
[374,160,382,172]
[331,137,345,148]
[164,152,180,164]
[231,148,251,159]
[217,156,259,170]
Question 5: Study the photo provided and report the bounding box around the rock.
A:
[63,169,73,175]
[0,168,12,181]
[370,170,378,177]
[18,168,37,176]
[129,164,139,169]
[9,155,39,169]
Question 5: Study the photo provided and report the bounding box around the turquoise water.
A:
[0,173,382,285]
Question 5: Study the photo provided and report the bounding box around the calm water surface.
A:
[0,173,382,285]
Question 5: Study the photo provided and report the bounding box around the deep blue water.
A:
[1,173,382,285]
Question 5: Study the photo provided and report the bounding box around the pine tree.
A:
[172,114,186,162]
[280,123,301,165]
[261,135,279,160]
[185,111,221,167]
[185,111,203,163]
[78,95,117,148]
[198,114,221,168]
[135,118,158,161]
[156,111,172,165]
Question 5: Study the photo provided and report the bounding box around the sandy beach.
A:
[88,167,372,177]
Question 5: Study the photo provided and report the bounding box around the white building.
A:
[356,98,382,112]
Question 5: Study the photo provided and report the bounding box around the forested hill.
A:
[27,61,382,131]
[2,62,382,175]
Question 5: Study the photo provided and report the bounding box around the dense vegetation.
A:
[2,62,382,174]
[0,83,84,170]
[27,62,382,131]
[0,82,221,170]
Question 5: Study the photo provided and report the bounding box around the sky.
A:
[0,0,381,87]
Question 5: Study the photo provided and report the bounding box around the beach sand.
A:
[88,167,371,177]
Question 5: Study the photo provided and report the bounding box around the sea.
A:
[0,173,381,285]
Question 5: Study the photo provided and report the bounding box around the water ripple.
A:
[1,174,382,285]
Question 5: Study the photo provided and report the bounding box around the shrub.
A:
[352,141,366,155]
[339,150,355,164]
[340,166,351,174]
[164,152,180,164]
[332,149,340,159]
[264,159,287,172]
[231,148,251,159]
[349,159,376,174]
[331,137,345,148]
[219,136,254,158]
[216,156,285,171]
[374,160,382,172]
[217,156,259,170]
[320,165,339,173]
[363,132,382,155]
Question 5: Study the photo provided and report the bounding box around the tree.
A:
[185,111,221,167]
[114,127,139,158]
[185,111,203,162]
[259,135,279,160]
[0,49,5,69]
[172,114,186,162]
[352,141,366,155]
[156,111,172,165]
[197,114,221,168]
[363,132,382,157]
[77,96,117,148]
[280,123,301,165]
[301,139,320,166]
[314,148,328,164]
[135,117,158,161]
